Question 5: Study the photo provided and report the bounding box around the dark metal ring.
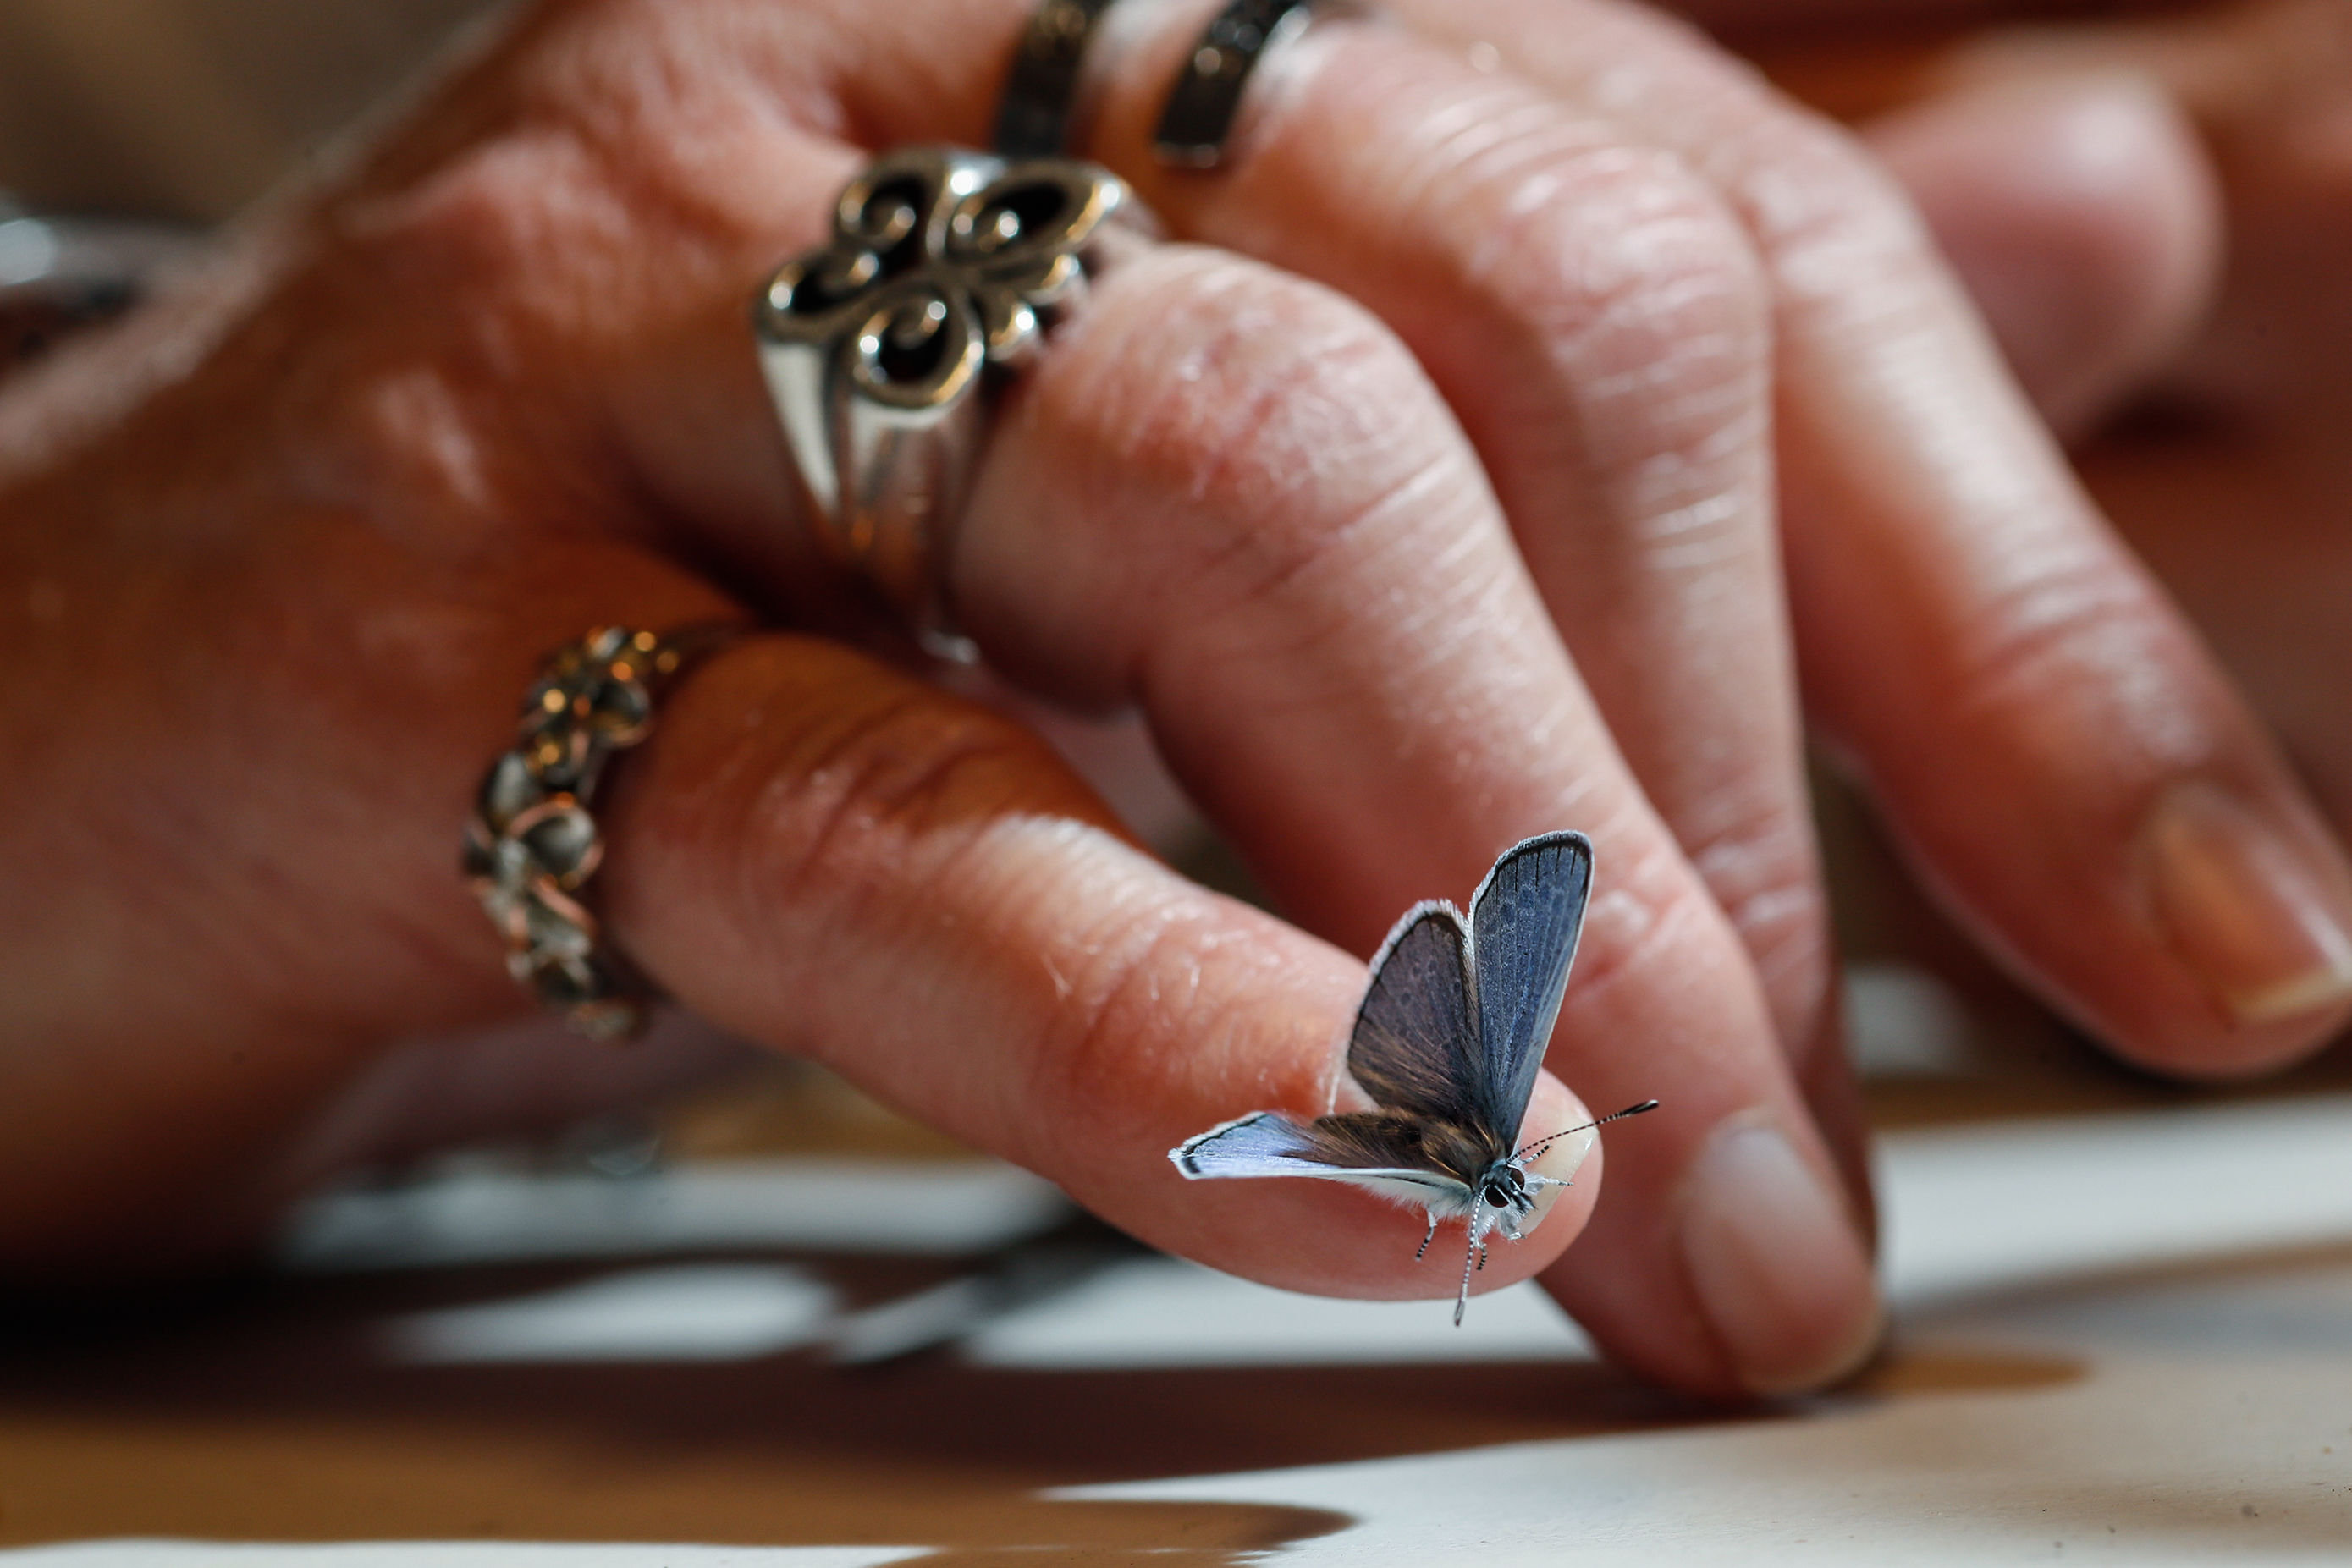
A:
[996,0,1326,173]
[1154,0,1319,168]
[995,0,1125,159]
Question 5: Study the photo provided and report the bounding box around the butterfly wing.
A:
[1170,1112,1478,1214]
[1170,1110,1341,1179]
[1346,901,1484,1130]
[1468,831,1595,1145]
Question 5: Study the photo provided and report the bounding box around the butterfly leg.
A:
[1415,1211,1437,1262]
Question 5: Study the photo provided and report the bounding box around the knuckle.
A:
[1723,113,1942,310]
[1088,256,1484,629]
[1684,787,1826,935]
[1949,543,2146,706]
[331,131,622,368]
[1457,135,1768,390]
[1685,805,1833,1012]
[1564,832,1734,1013]
[1944,552,2197,762]
[679,662,1083,964]
[1497,148,1774,396]
[1435,127,1775,532]
[752,711,1042,914]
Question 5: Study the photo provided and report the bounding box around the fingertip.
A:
[1515,1074,1601,1252]
[2120,779,2352,1076]
[1676,1114,1882,1398]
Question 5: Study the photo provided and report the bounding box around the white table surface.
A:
[14,1089,2352,1565]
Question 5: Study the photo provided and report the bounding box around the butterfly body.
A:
[1170,831,1655,1323]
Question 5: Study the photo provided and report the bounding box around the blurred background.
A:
[0,0,487,218]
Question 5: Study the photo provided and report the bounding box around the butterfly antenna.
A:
[1454,1231,1477,1327]
[1514,1099,1661,1163]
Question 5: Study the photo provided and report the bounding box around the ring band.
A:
[755,148,1137,663]
[1154,0,1318,168]
[463,625,736,1041]
[995,0,1122,159]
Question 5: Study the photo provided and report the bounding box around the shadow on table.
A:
[0,1252,2085,1564]
[0,1253,1666,1561]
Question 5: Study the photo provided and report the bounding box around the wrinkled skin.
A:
[3,0,2348,1402]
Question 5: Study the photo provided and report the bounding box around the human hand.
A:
[5,0,2344,1401]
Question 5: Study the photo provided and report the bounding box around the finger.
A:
[1060,0,1865,1219]
[795,0,1841,1070]
[1866,71,2221,433]
[1397,0,2352,1072]
[533,3,1875,1392]
[599,630,1602,1301]
[954,245,1876,1397]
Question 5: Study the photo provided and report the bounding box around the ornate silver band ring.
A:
[752,0,1319,661]
[463,624,739,1041]
[755,51,1142,661]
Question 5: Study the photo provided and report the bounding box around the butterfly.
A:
[1169,830,1657,1323]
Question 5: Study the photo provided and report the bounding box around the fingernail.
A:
[1530,1124,1599,1184]
[2143,783,2352,1026]
[1518,1123,1598,1236]
[1680,1119,1881,1397]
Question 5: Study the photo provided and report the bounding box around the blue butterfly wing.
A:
[1345,901,1483,1129]
[1169,1112,1477,1213]
[1468,831,1594,1144]
[1170,1111,1355,1179]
